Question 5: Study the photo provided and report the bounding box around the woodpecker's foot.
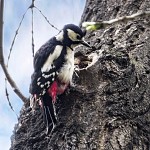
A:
[64,85,75,96]
[68,83,79,92]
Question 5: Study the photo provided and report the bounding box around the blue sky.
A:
[0,0,86,149]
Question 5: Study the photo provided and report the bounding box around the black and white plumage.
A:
[29,24,91,134]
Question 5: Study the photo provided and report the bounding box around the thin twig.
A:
[34,6,60,31]
[29,0,35,9]
[0,0,28,103]
[1,63,28,102]
[7,7,30,67]
[82,11,150,30]
[5,79,19,119]
[0,0,4,63]
[31,6,35,57]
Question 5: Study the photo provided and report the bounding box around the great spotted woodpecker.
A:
[29,24,91,134]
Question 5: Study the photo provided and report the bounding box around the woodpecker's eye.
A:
[76,35,81,40]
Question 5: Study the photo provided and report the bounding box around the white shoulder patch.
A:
[55,31,64,41]
[41,45,63,72]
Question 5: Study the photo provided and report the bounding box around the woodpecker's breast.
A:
[58,47,74,83]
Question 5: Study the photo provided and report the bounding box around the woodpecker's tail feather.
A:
[41,93,57,134]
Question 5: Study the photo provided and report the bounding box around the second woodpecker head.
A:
[55,24,91,49]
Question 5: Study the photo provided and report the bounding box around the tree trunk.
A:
[10,0,150,149]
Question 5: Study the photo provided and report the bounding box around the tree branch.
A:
[82,11,150,30]
[0,0,28,103]
[0,0,4,63]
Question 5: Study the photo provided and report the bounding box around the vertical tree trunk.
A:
[10,0,150,149]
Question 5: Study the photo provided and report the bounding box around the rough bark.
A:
[10,0,150,149]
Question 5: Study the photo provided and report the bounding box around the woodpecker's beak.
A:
[80,40,91,48]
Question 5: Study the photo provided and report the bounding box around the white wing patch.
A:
[58,47,74,83]
[41,45,63,72]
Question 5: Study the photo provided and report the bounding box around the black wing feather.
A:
[30,37,57,94]
[29,37,66,95]
[34,37,56,71]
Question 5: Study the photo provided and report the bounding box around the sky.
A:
[0,0,86,149]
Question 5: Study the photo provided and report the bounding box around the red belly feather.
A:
[48,81,69,103]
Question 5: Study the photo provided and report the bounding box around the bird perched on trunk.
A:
[29,24,91,134]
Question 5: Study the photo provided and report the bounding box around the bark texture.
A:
[10,0,150,149]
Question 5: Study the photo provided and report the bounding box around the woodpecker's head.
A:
[55,24,91,48]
